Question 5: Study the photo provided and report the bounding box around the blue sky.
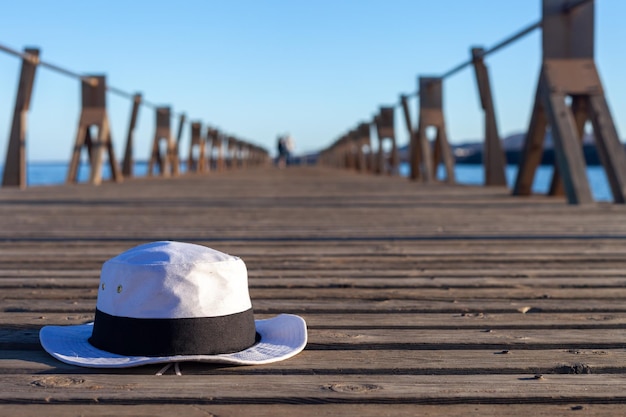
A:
[1,0,625,161]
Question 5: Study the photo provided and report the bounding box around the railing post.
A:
[206,128,217,172]
[343,132,354,170]
[227,137,236,169]
[122,93,141,178]
[67,75,122,185]
[373,118,384,174]
[187,121,204,173]
[148,107,175,177]
[234,140,242,169]
[400,94,420,181]
[416,77,455,183]
[171,113,185,176]
[413,81,433,183]
[239,144,247,169]
[2,48,39,188]
[514,0,626,204]
[471,47,507,186]
[374,107,398,175]
[356,123,370,172]
[215,131,225,172]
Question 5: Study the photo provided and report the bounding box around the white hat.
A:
[39,241,307,368]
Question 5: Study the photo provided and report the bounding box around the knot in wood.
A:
[326,383,381,394]
[30,376,85,388]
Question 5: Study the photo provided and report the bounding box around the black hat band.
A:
[88,308,258,356]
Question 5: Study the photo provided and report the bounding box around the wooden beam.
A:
[417,77,454,183]
[540,74,593,204]
[67,75,122,185]
[587,93,626,203]
[548,95,588,196]
[512,85,548,196]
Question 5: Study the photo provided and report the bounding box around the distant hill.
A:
[396,132,621,166]
[452,132,612,165]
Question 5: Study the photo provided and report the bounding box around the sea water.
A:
[398,163,612,201]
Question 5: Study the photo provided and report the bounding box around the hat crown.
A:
[96,241,252,320]
[112,241,234,265]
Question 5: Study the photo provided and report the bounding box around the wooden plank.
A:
[6,286,626,302]
[3,403,624,417]
[4,327,626,351]
[6,297,626,314]
[3,311,626,328]
[2,349,624,375]
[2,374,626,403]
[5,275,626,289]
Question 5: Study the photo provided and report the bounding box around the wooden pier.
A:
[2,166,626,415]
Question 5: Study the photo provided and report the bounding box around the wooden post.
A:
[122,93,141,178]
[148,107,175,177]
[67,75,122,185]
[356,123,370,172]
[240,144,249,169]
[187,121,204,173]
[400,94,421,181]
[225,137,233,169]
[471,48,507,187]
[373,117,384,174]
[2,48,39,188]
[234,140,242,169]
[375,107,398,175]
[513,0,626,204]
[416,77,455,183]
[235,139,243,169]
[206,128,217,172]
[337,136,345,170]
[351,123,370,172]
[214,130,225,172]
[171,113,185,175]
[548,95,588,196]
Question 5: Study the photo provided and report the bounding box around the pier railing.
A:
[319,0,626,205]
[0,44,269,188]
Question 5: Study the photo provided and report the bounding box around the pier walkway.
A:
[2,166,626,415]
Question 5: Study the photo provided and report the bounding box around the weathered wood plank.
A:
[3,403,623,417]
[2,374,626,403]
[5,298,626,314]
[6,286,626,302]
[1,349,621,375]
[3,312,626,328]
[6,275,626,289]
[3,327,626,351]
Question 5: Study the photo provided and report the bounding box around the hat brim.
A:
[39,314,307,368]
